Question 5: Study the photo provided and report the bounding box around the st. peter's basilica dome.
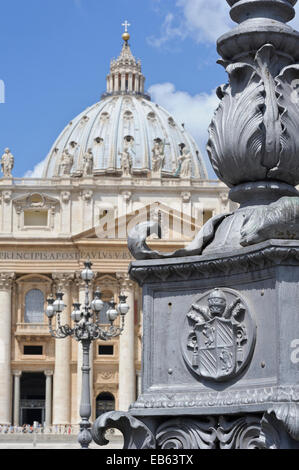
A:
[41,32,208,180]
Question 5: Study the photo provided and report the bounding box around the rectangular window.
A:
[24,210,48,227]
[203,210,213,225]
[98,345,114,356]
[23,345,43,355]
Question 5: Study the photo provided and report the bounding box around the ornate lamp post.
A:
[46,261,129,449]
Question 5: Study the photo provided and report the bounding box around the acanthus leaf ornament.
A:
[207,44,299,188]
[271,64,299,184]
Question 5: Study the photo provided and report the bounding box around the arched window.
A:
[96,392,115,418]
[24,289,45,323]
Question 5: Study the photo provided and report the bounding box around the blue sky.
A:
[1,0,299,178]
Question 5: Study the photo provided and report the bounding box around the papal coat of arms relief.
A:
[182,288,256,382]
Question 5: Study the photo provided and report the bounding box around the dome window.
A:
[94,137,104,145]
[100,112,110,122]
[123,110,133,120]
[168,117,176,127]
[147,112,156,121]
[80,115,89,125]
[124,135,134,143]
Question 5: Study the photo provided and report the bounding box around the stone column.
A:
[0,273,15,425]
[44,370,53,427]
[128,73,133,92]
[140,76,145,94]
[121,73,126,92]
[134,75,139,93]
[114,73,119,92]
[13,370,22,426]
[52,274,73,425]
[136,370,141,398]
[116,273,136,411]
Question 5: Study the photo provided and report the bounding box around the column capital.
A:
[116,272,134,292]
[0,272,15,290]
[52,273,74,291]
[44,370,54,377]
[12,370,22,377]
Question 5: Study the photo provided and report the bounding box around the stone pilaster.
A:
[0,273,15,424]
[116,273,136,411]
[13,370,22,426]
[44,370,53,427]
[52,273,73,425]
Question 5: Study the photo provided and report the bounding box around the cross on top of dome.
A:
[122,20,131,42]
[122,20,130,32]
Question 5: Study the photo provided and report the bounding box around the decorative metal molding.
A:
[130,385,299,411]
[156,417,217,449]
[129,241,299,285]
[265,403,299,442]
[91,411,156,449]
[217,415,265,449]
[91,409,299,449]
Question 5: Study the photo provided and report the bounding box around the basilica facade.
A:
[0,31,230,427]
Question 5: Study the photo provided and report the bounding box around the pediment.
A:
[72,202,201,242]
[12,192,60,210]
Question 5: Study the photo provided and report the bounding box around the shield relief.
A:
[194,318,237,380]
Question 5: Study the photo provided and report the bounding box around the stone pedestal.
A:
[92,240,299,448]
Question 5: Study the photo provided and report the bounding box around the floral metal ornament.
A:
[207,44,299,187]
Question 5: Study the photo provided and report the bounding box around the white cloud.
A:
[149,82,219,176]
[176,0,232,44]
[151,0,299,48]
[149,0,232,47]
[147,13,187,48]
[23,158,47,178]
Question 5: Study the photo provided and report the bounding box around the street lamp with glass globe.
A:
[46,261,129,449]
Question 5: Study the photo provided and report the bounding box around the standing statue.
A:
[178,145,191,178]
[151,138,165,175]
[120,136,134,176]
[1,148,14,177]
[59,149,74,175]
[83,148,94,176]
